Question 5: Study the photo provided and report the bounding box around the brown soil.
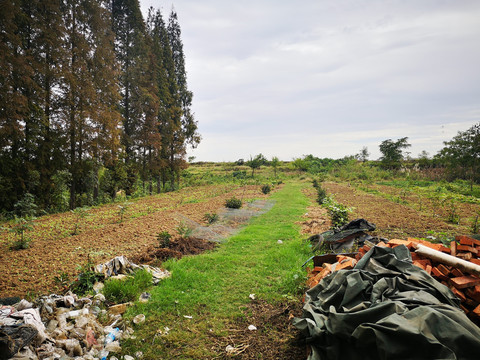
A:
[131,237,217,266]
[211,300,306,359]
[0,184,275,298]
[317,182,471,239]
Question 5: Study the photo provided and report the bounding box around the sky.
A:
[140,0,480,162]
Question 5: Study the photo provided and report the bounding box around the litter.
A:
[247,325,257,331]
[133,314,146,324]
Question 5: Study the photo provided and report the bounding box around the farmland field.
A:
[0,183,273,298]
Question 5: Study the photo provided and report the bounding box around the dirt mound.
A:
[132,237,217,265]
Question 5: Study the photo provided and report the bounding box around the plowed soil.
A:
[0,184,275,298]
[305,182,475,239]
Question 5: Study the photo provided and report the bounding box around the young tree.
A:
[379,137,411,169]
[438,122,480,190]
[247,154,267,177]
[356,147,369,162]
[271,156,280,178]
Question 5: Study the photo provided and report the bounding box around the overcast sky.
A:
[140,0,480,162]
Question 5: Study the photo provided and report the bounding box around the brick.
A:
[470,258,480,266]
[437,264,451,277]
[376,241,387,247]
[457,245,478,255]
[425,264,432,275]
[336,255,353,263]
[363,244,371,251]
[388,239,414,249]
[457,252,473,260]
[313,266,323,273]
[410,252,422,261]
[465,285,480,303]
[456,235,480,247]
[451,268,465,277]
[460,304,470,314]
[450,276,480,289]
[336,258,357,271]
[431,267,449,281]
[451,287,467,302]
[450,241,457,256]
[413,261,426,270]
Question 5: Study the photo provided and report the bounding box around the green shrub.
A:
[70,260,104,295]
[261,184,271,194]
[176,221,193,238]
[324,197,351,229]
[225,197,242,209]
[103,269,152,304]
[157,231,172,248]
[316,186,327,205]
[203,213,218,224]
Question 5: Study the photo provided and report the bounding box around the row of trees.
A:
[359,123,480,186]
[0,0,200,213]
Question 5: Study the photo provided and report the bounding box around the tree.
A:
[379,137,411,169]
[438,122,480,190]
[270,156,280,178]
[247,154,267,177]
[356,147,369,162]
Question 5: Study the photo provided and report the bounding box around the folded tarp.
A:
[294,245,480,360]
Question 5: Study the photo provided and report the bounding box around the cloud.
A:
[140,0,480,161]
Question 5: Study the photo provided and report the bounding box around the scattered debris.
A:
[249,294,256,300]
[133,314,146,324]
[247,325,257,331]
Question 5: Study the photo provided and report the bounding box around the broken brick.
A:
[450,276,480,289]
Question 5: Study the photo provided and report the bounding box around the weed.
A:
[444,198,460,224]
[117,201,132,223]
[225,197,242,209]
[203,213,219,224]
[103,269,152,304]
[71,207,89,235]
[157,231,172,248]
[471,213,480,234]
[261,184,271,194]
[54,271,70,293]
[70,258,104,295]
[176,221,193,238]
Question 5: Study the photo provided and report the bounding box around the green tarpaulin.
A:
[293,246,480,360]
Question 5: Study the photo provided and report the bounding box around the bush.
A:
[261,184,271,194]
[176,221,193,238]
[70,260,104,295]
[103,269,152,304]
[316,186,327,205]
[203,213,218,224]
[225,197,242,209]
[157,231,172,248]
[324,197,351,229]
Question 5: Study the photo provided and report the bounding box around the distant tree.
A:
[247,154,267,177]
[379,137,411,169]
[271,156,280,178]
[356,147,369,162]
[417,150,430,169]
[438,122,480,190]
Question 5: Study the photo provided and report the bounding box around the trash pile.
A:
[296,228,480,360]
[0,256,169,360]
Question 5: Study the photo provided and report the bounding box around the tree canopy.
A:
[438,122,480,189]
[0,0,199,213]
[379,137,411,169]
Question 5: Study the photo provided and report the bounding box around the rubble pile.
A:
[0,256,168,360]
[0,292,137,360]
[306,234,480,323]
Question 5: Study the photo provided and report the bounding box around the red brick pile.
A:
[306,235,480,322]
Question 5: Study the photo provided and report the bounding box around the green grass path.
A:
[123,181,311,358]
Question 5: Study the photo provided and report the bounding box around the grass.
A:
[122,181,311,359]
[103,269,153,304]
